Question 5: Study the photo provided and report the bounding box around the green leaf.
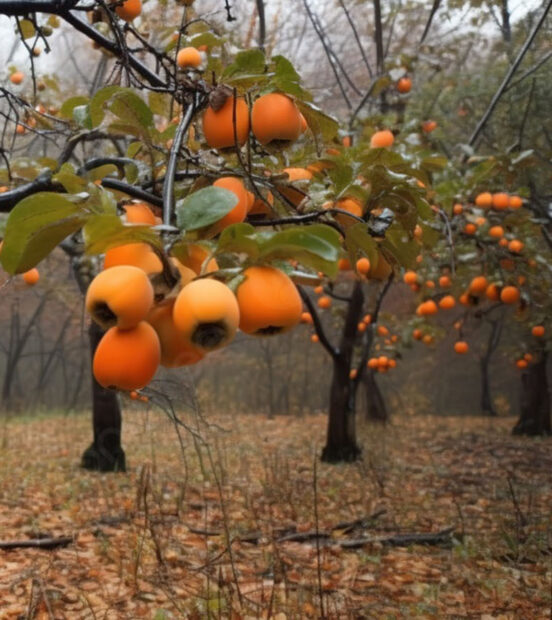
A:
[270,55,310,99]
[53,163,87,194]
[0,193,88,273]
[381,224,419,269]
[223,49,266,78]
[421,155,448,172]
[216,223,260,257]
[89,85,122,127]
[73,105,92,129]
[148,92,171,118]
[328,162,354,195]
[110,90,153,131]
[344,223,379,268]
[60,96,89,119]
[258,224,340,277]
[176,187,238,232]
[83,215,160,255]
[296,101,338,142]
[189,31,221,48]
[19,19,35,39]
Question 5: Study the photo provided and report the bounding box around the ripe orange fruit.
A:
[357,322,366,332]
[459,292,470,305]
[22,268,40,285]
[425,280,435,289]
[485,283,500,301]
[317,296,331,310]
[524,353,533,363]
[388,359,397,368]
[452,203,463,215]
[147,300,205,367]
[463,223,476,235]
[279,167,312,206]
[416,300,438,315]
[301,311,313,324]
[349,368,358,379]
[509,195,523,209]
[516,359,528,369]
[173,279,239,350]
[492,193,509,210]
[124,202,157,225]
[86,265,154,330]
[422,334,433,345]
[15,124,25,135]
[130,391,139,400]
[251,93,302,145]
[403,270,418,285]
[500,285,520,304]
[377,325,389,336]
[367,358,379,369]
[532,325,545,338]
[356,257,370,275]
[469,276,487,295]
[475,216,487,227]
[211,177,249,231]
[397,77,412,93]
[378,355,389,367]
[422,120,437,133]
[202,96,249,149]
[454,341,469,354]
[412,328,423,340]
[439,295,455,310]
[439,275,451,288]
[335,197,363,224]
[236,266,302,335]
[310,334,319,343]
[174,244,218,275]
[104,243,162,274]
[93,321,160,390]
[475,192,493,208]
[314,285,324,295]
[499,238,508,248]
[489,225,504,238]
[338,258,351,271]
[10,71,24,85]
[114,0,142,21]
[177,47,202,68]
[508,239,523,253]
[370,130,394,148]
[363,314,372,325]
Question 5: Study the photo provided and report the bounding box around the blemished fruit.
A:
[176,47,202,68]
[500,286,520,304]
[454,341,469,354]
[492,192,510,210]
[86,265,154,330]
[475,192,493,208]
[317,296,331,310]
[508,239,524,253]
[236,266,302,335]
[104,243,162,274]
[439,295,455,310]
[22,268,40,285]
[356,257,370,275]
[251,93,302,145]
[114,0,142,21]
[10,71,24,85]
[173,279,239,351]
[93,321,160,390]
[397,77,412,93]
[211,177,249,231]
[370,130,394,148]
[489,225,504,238]
[469,276,488,295]
[532,325,545,338]
[147,300,205,367]
[202,96,249,149]
[403,270,418,285]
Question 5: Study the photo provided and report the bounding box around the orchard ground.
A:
[0,410,550,618]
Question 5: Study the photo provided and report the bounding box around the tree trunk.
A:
[364,370,387,422]
[321,358,361,462]
[512,351,551,436]
[321,281,364,463]
[480,357,497,416]
[81,321,126,472]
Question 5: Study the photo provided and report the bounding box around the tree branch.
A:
[298,285,338,359]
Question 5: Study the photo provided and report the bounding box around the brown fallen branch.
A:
[0,536,73,550]
[336,527,455,549]
[276,530,332,543]
[331,510,387,533]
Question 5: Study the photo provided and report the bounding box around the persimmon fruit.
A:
[202,96,249,149]
[251,93,302,145]
[370,130,394,148]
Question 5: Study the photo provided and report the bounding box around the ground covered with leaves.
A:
[0,409,550,619]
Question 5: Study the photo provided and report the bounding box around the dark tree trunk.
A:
[512,351,551,436]
[364,370,387,423]
[480,357,497,416]
[81,321,126,472]
[321,282,363,463]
